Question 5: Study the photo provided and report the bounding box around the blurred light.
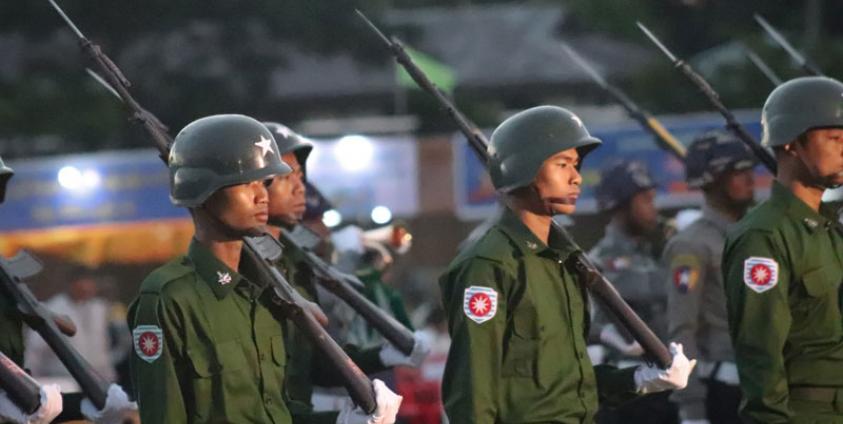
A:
[82,169,101,188]
[334,135,373,172]
[57,166,82,189]
[58,166,101,191]
[323,209,342,228]
[371,205,392,224]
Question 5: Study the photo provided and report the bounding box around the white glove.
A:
[379,331,431,368]
[681,420,711,424]
[634,342,696,394]
[599,324,644,356]
[80,384,138,424]
[335,379,403,424]
[0,384,63,424]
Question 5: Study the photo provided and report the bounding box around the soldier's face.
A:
[204,180,270,232]
[533,148,583,215]
[792,128,843,187]
[267,153,306,226]
[627,189,658,233]
[721,168,755,207]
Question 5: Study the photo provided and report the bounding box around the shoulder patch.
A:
[670,254,701,294]
[743,257,779,293]
[463,286,498,324]
[133,325,163,363]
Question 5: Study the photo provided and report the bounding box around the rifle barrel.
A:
[360,10,673,368]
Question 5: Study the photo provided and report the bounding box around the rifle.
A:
[743,45,783,86]
[636,22,778,175]
[0,252,108,409]
[358,11,673,368]
[279,229,416,354]
[561,42,687,161]
[47,0,377,411]
[0,350,42,415]
[754,14,824,77]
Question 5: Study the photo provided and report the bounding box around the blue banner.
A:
[0,149,187,232]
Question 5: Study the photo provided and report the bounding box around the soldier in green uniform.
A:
[722,76,843,423]
[664,130,756,424]
[261,122,414,424]
[128,114,300,423]
[440,105,695,424]
[589,160,675,423]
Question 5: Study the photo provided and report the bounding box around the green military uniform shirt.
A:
[0,293,24,366]
[128,240,292,424]
[275,235,385,424]
[440,207,638,424]
[723,182,843,423]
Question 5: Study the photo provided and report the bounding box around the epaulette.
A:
[731,201,781,235]
[139,255,194,295]
[456,228,514,265]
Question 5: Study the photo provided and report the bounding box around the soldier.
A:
[128,114,400,423]
[664,130,756,424]
[440,105,694,423]
[261,121,414,424]
[0,156,135,424]
[722,76,843,423]
[589,160,675,424]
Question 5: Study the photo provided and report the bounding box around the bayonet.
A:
[562,42,686,160]
[636,21,778,174]
[754,13,823,76]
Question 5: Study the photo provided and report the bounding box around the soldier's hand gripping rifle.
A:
[637,22,778,175]
[47,0,377,411]
[561,43,687,161]
[0,252,108,409]
[278,229,417,354]
[754,14,824,77]
[358,11,673,368]
[0,350,42,415]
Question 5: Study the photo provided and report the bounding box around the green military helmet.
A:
[263,122,313,171]
[169,114,292,207]
[761,76,843,147]
[488,105,602,192]
[0,155,13,203]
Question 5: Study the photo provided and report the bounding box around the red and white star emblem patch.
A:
[133,325,163,363]
[463,286,498,324]
[743,257,779,293]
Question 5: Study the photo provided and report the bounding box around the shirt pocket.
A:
[792,266,842,338]
[187,339,248,377]
[801,266,840,298]
[186,339,251,420]
[502,303,539,378]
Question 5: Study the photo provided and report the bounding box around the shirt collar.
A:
[700,202,734,233]
[187,239,245,300]
[769,181,833,233]
[497,206,578,259]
